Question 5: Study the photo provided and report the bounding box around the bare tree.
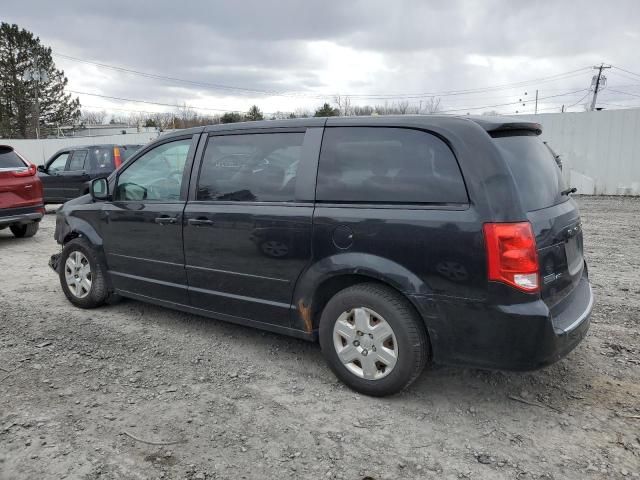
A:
[334,95,353,116]
[293,107,313,118]
[270,111,292,120]
[80,110,107,125]
[421,97,442,114]
[397,100,410,114]
[353,105,374,116]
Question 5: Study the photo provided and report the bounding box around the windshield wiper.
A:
[561,187,577,196]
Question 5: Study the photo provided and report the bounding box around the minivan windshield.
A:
[493,133,567,211]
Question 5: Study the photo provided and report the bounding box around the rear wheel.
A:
[319,283,429,396]
[10,222,39,238]
[58,238,117,308]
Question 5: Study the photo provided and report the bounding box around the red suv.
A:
[0,145,44,238]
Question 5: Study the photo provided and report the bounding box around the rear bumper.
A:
[0,205,44,227]
[412,269,593,371]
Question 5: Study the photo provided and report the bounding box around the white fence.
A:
[2,109,640,195]
[521,109,640,195]
[1,132,163,165]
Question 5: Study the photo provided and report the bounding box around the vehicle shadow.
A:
[0,230,43,244]
[105,297,592,406]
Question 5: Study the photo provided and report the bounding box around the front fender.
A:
[55,197,103,248]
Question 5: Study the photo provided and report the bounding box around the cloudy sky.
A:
[4,0,640,118]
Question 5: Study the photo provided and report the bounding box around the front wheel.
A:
[58,238,117,308]
[319,283,430,397]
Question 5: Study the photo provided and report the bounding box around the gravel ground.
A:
[0,196,639,480]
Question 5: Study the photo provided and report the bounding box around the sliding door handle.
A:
[155,215,177,225]
[188,218,214,227]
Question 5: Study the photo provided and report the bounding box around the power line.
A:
[54,51,592,100]
[68,90,243,113]
[565,90,592,110]
[73,87,589,118]
[611,65,640,79]
[606,88,640,99]
[346,70,591,99]
[72,86,587,117]
[436,89,588,114]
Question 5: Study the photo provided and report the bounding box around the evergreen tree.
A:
[220,112,243,124]
[314,103,339,117]
[0,22,80,138]
[245,105,264,121]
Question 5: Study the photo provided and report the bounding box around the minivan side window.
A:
[316,127,468,204]
[67,150,88,171]
[197,132,304,202]
[115,139,191,201]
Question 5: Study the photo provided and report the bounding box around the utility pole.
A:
[590,63,611,111]
[23,57,48,139]
[534,90,538,114]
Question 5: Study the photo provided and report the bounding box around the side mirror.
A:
[91,177,109,201]
[37,165,46,173]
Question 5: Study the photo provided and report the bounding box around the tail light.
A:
[113,147,122,168]
[483,222,539,292]
[12,163,37,177]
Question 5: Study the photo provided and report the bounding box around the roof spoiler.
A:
[466,116,543,135]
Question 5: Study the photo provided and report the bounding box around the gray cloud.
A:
[3,0,640,114]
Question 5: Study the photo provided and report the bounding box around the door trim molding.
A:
[186,264,289,283]
[108,252,183,267]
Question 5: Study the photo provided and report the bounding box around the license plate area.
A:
[564,231,583,277]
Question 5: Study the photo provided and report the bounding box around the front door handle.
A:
[187,218,214,227]
[155,215,178,225]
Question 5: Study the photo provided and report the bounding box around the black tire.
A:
[319,283,430,397]
[10,222,39,238]
[58,237,118,308]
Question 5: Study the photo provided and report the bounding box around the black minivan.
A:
[50,116,593,396]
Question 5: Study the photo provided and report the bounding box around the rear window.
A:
[87,147,114,172]
[316,127,468,204]
[493,133,567,211]
[0,146,26,169]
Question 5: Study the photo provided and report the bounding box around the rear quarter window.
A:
[493,133,567,211]
[0,146,26,169]
[316,127,468,204]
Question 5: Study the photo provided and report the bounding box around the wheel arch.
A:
[59,216,103,248]
[292,253,435,344]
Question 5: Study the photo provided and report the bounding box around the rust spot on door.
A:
[297,300,313,333]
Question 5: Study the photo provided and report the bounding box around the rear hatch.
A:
[492,132,584,309]
[0,146,43,210]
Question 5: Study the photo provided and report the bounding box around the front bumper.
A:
[0,205,44,227]
[412,270,593,371]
